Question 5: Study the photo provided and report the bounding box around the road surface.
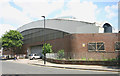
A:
[1,61,118,74]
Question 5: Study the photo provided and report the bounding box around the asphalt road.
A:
[1,61,118,74]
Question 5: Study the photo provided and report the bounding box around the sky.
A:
[0,0,119,37]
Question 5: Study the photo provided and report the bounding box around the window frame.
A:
[88,42,96,51]
[88,41,105,52]
[115,41,120,51]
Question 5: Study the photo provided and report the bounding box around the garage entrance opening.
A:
[30,45,43,56]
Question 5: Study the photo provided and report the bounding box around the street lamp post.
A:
[41,16,46,64]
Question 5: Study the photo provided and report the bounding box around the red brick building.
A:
[20,33,119,59]
[3,18,120,60]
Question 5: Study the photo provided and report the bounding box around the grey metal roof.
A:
[17,19,100,34]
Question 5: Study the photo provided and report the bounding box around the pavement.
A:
[5,59,120,72]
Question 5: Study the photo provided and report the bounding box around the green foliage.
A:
[88,58,94,61]
[57,49,64,59]
[79,57,118,61]
[42,43,53,54]
[80,57,87,61]
[103,58,117,61]
[0,38,2,42]
[2,30,23,52]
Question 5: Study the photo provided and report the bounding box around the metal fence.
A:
[2,54,27,59]
[46,52,119,61]
[46,53,58,59]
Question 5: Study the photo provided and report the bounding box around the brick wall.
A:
[3,33,119,59]
[65,33,119,59]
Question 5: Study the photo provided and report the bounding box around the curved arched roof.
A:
[17,19,100,34]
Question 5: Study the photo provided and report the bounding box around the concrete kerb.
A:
[26,59,120,72]
[28,62,120,73]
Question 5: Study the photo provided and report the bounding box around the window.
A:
[115,42,120,51]
[97,42,104,50]
[88,42,105,51]
[88,43,96,51]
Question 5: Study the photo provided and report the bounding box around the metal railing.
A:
[46,52,119,61]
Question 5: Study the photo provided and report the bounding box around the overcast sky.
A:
[0,0,119,37]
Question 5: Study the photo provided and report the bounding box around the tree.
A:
[42,43,53,54]
[2,30,23,54]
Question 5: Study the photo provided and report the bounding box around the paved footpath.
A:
[6,59,120,73]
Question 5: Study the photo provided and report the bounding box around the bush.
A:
[80,57,87,61]
[88,58,94,61]
[57,50,64,59]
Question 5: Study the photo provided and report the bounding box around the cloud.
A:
[113,28,118,33]
[55,0,97,22]
[13,0,65,19]
[81,0,119,2]
[0,0,64,28]
[0,0,32,27]
[0,0,65,37]
[0,24,16,37]
[105,4,118,19]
